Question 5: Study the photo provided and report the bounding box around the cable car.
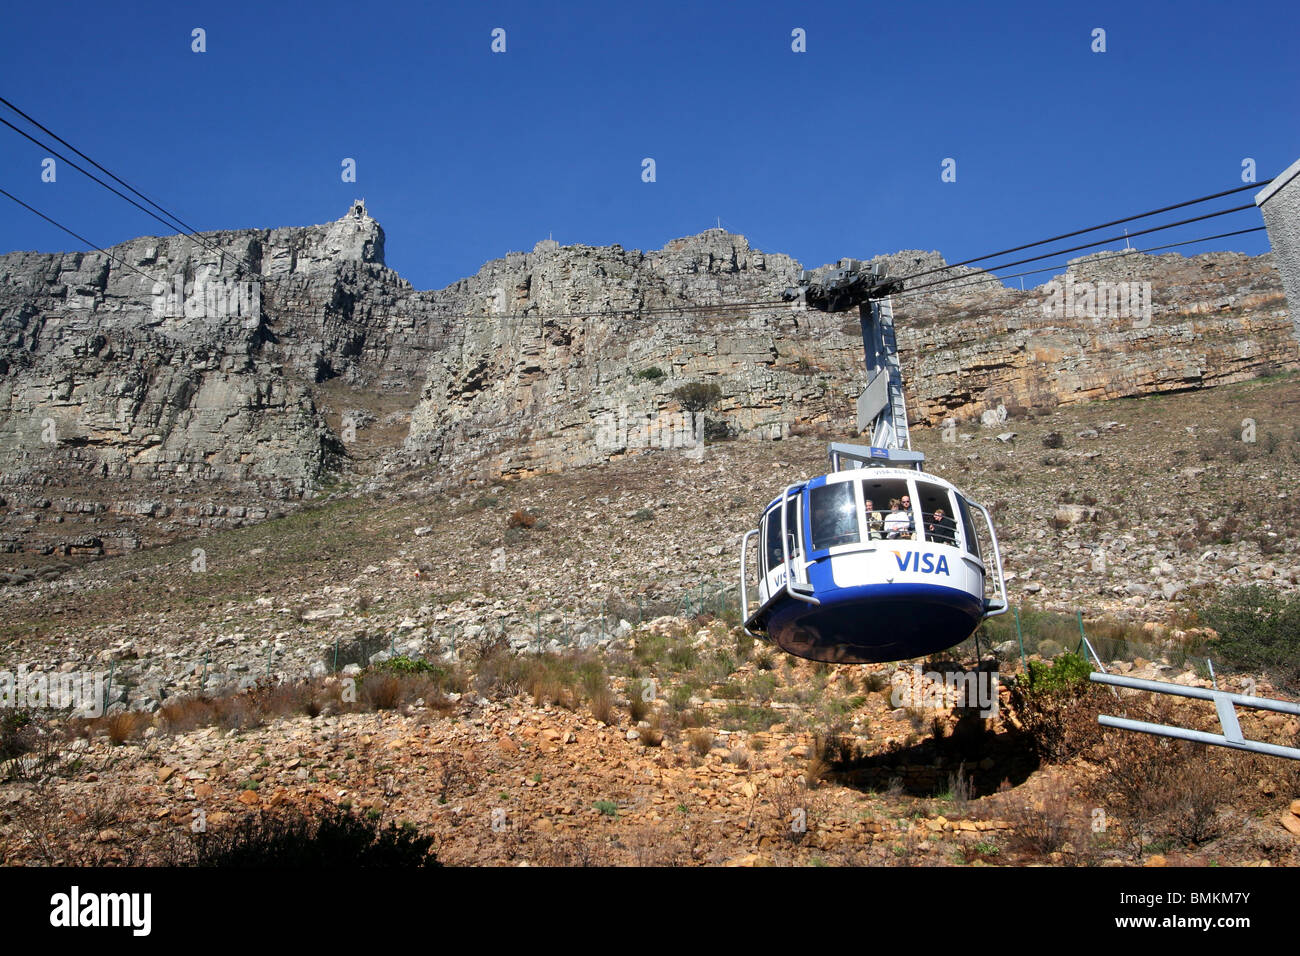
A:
[740,443,1007,663]
[737,260,1007,664]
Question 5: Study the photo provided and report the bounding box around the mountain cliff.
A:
[0,202,1295,558]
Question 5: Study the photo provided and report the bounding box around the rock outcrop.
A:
[398,240,1296,480]
[1,203,1296,556]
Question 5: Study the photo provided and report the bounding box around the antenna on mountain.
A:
[1124,228,1131,251]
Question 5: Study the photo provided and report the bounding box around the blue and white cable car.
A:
[740,444,1007,663]
[738,261,1008,664]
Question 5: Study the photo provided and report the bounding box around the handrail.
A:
[739,528,763,638]
[779,482,819,606]
[966,498,1008,617]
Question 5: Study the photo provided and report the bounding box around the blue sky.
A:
[1,0,1297,291]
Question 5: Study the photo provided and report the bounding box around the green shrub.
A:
[0,709,36,762]
[1007,652,1105,762]
[374,655,443,677]
[667,643,700,672]
[1019,651,1094,694]
[862,671,890,694]
[627,692,650,723]
[718,704,781,732]
[635,367,665,381]
[1199,585,1300,687]
[828,695,867,715]
[746,672,778,703]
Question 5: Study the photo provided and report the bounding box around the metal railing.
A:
[1090,671,1300,761]
[739,528,762,638]
[778,483,818,607]
[965,498,1008,618]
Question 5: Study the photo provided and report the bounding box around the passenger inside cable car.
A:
[883,497,913,539]
[926,506,957,546]
[914,482,958,547]
[863,497,884,539]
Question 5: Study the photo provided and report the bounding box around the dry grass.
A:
[946,763,972,813]
[804,753,829,787]
[678,709,706,729]
[506,509,538,529]
[1090,717,1250,858]
[362,674,406,710]
[1006,786,1074,856]
[535,832,612,866]
[157,696,217,734]
[627,693,650,723]
[104,710,147,745]
[768,777,827,846]
[903,706,928,732]
[435,756,475,804]
[688,728,715,756]
[115,670,454,741]
[5,782,152,865]
[588,685,615,725]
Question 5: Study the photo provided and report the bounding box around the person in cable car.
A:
[927,506,957,546]
[864,498,884,539]
[883,497,911,539]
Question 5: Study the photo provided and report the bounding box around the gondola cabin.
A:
[740,444,1007,664]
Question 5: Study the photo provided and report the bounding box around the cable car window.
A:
[764,497,802,571]
[764,508,780,573]
[862,479,913,540]
[956,495,981,559]
[785,497,802,557]
[916,482,958,546]
[809,482,860,550]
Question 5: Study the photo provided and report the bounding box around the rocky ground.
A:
[2,372,1300,866]
[5,370,1300,696]
[3,636,1298,867]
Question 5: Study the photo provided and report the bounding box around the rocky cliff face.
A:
[398,240,1296,480]
[1,202,1295,557]
[0,200,441,556]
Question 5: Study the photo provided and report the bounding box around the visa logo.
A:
[892,551,950,575]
